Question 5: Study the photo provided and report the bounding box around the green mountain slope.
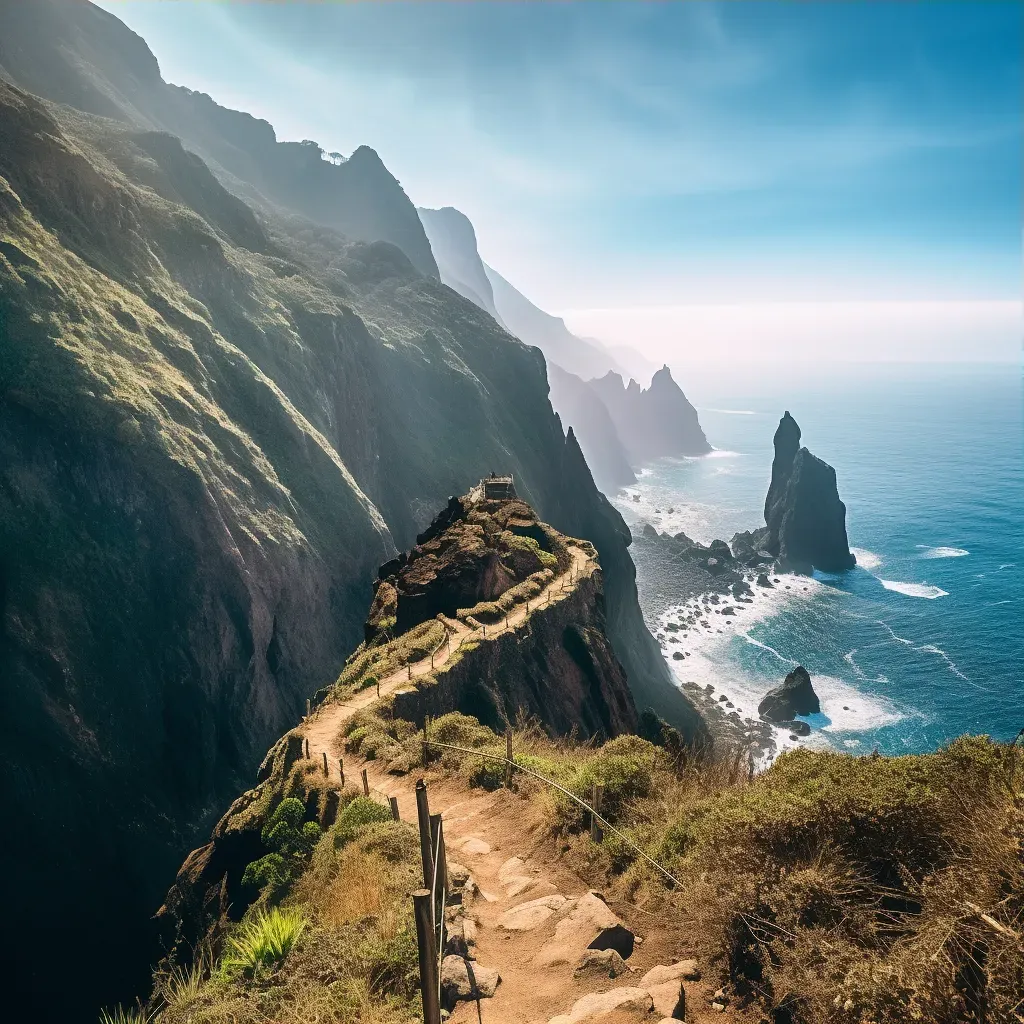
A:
[0,67,703,1023]
[0,0,439,278]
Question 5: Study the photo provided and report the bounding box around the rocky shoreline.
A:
[621,411,857,760]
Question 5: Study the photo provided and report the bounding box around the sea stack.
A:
[758,666,820,722]
[763,412,856,573]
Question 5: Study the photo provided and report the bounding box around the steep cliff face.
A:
[547,364,636,493]
[589,366,711,464]
[0,26,702,1015]
[418,205,505,322]
[763,412,856,573]
[484,261,624,380]
[0,0,439,277]
[0,76,695,1019]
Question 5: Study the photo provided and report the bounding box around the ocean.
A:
[612,362,1022,757]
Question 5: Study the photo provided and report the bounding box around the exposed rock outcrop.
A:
[758,666,820,723]
[547,363,636,492]
[588,366,711,464]
[763,412,856,573]
[418,206,505,322]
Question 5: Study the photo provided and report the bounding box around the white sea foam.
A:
[705,449,741,459]
[918,546,969,559]
[916,644,990,690]
[810,676,905,733]
[704,408,757,416]
[880,579,949,599]
[843,649,866,678]
[658,575,905,761]
[850,547,882,569]
[877,621,914,645]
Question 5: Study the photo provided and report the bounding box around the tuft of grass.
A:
[221,907,306,978]
[98,1006,152,1024]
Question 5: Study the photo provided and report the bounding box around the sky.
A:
[95,1,1021,363]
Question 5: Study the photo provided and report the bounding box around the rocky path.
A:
[352,756,752,1024]
[302,543,593,768]
[298,542,753,1022]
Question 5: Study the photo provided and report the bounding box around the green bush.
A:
[456,600,504,624]
[332,796,394,848]
[221,907,306,978]
[241,797,323,894]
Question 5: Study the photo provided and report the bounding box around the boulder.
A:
[756,573,774,588]
[536,892,634,966]
[647,979,686,1019]
[778,719,811,736]
[547,987,655,1024]
[758,666,819,723]
[440,954,500,1005]
[500,894,568,932]
[640,959,701,987]
[573,948,629,979]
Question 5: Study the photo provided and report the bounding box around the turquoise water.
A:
[613,362,1022,754]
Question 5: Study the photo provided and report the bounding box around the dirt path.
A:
[299,544,753,1022]
[349,756,753,1024]
[303,543,593,766]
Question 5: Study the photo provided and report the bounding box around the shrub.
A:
[332,796,394,848]
[241,797,323,894]
[221,906,306,978]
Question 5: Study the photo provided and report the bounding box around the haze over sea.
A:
[613,361,1022,756]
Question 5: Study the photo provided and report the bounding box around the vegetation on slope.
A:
[341,710,1023,1023]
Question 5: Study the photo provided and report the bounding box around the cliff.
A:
[0,0,439,277]
[484,260,625,380]
[0,68,695,1022]
[589,366,712,464]
[158,492,638,958]
[418,205,505,323]
[547,364,636,493]
[763,412,856,573]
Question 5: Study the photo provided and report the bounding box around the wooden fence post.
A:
[412,889,441,1024]
[361,768,370,797]
[377,678,381,697]
[505,727,513,788]
[305,698,311,720]
[389,796,401,821]
[408,664,412,680]
[415,779,435,889]
[338,758,345,787]
[590,783,604,843]
[321,751,328,777]
[303,737,310,760]
[422,716,431,766]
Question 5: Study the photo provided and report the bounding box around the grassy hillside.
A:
[140,708,1022,1024]
[0,77,697,1020]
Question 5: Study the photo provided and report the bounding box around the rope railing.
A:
[422,734,685,891]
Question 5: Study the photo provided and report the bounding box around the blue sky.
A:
[96,1,1021,360]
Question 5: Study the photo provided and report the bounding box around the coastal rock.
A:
[763,412,856,573]
[758,666,820,722]
[589,366,711,464]
[779,720,811,736]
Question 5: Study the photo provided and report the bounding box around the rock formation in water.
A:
[757,666,820,723]
[0,12,705,1016]
[762,412,856,573]
[589,367,712,464]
